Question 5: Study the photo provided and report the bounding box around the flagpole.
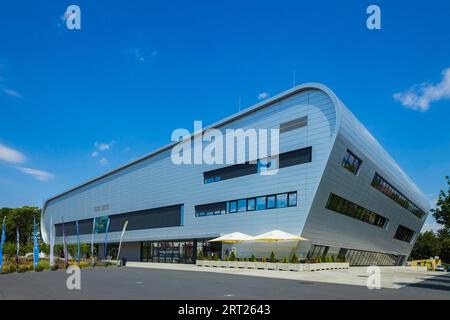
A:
[0,217,6,272]
[16,227,20,270]
[103,217,111,260]
[116,221,128,266]
[62,217,68,267]
[91,217,96,267]
[76,220,80,265]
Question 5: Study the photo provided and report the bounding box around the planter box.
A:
[255,262,267,270]
[276,263,289,271]
[266,262,277,270]
[211,261,221,268]
[196,260,349,272]
[196,260,212,267]
[287,263,302,271]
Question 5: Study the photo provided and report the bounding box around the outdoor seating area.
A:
[196,230,349,272]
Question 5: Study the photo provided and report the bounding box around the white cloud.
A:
[258,92,269,100]
[394,68,450,111]
[17,167,55,182]
[0,144,26,164]
[3,88,22,98]
[94,141,115,151]
[91,151,99,158]
[421,221,442,233]
[99,158,109,166]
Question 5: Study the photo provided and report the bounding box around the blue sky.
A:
[0,1,449,232]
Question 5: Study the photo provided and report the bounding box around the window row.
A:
[280,116,308,134]
[325,193,388,229]
[203,147,312,184]
[371,173,425,219]
[341,248,401,266]
[195,191,298,217]
[341,149,362,175]
[394,225,415,243]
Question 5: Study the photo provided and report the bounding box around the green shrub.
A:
[79,261,89,269]
[250,254,256,262]
[261,257,267,263]
[51,264,59,271]
[282,257,289,264]
[18,264,30,273]
[290,253,299,263]
[229,251,236,261]
[269,251,276,263]
[197,251,205,260]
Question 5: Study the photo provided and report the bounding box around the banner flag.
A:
[49,217,55,267]
[0,217,6,270]
[91,217,96,266]
[33,217,39,270]
[116,221,129,265]
[16,226,20,268]
[103,217,111,260]
[76,220,80,264]
[62,217,68,265]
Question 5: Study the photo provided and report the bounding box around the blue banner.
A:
[33,217,39,269]
[76,220,80,264]
[0,217,6,270]
[16,227,20,267]
[103,217,111,260]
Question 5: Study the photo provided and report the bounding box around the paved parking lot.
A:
[0,265,449,300]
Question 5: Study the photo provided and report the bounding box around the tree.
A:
[410,231,441,260]
[432,176,450,229]
[0,206,41,244]
[0,207,42,257]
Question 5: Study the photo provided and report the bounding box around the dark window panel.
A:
[325,193,388,229]
[280,116,308,133]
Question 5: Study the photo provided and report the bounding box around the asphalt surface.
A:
[0,267,449,300]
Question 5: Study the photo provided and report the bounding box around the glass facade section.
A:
[325,193,388,229]
[371,173,425,219]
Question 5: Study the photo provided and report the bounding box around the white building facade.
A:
[41,83,430,265]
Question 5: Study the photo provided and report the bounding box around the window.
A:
[238,199,247,212]
[276,193,288,208]
[247,198,256,211]
[257,158,278,173]
[195,192,298,217]
[394,225,415,243]
[279,147,312,169]
[371,173,425,219]
[280,116,308,133]
[256,197,266,210]
[203,147,312,184]
[203,163,257,184]
[341,150,362,175]
[288,192,297,207]
[325,193,388,229]
[229,201,237,213]
[266,195,276,209]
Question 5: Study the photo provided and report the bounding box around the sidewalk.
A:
[126,262,440,289]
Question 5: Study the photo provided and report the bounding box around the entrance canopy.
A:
[251,230,307,242]
[208,232,254,243]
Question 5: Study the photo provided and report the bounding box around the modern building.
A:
[41,83,430,266]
